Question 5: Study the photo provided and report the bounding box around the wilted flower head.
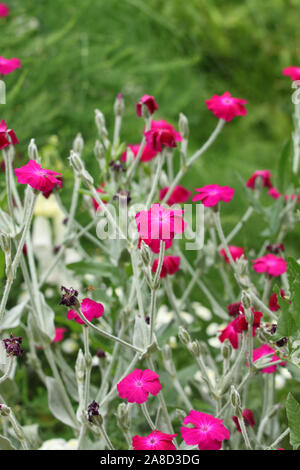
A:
[159,185,191,206]
[117,369,161,404]
[0,3,9,17]
[282,66,300,82]
[52,327,67,343]
[132,430,177,450]
[87,400,100,423]
[227,302,243,317]
[15,160,63,198]
[246,170,272,189]
[181,410,230,450]
[67,298,104,325]
[252,254,287,277]
[205,91,247,122]
[0,119,19,150]
[3,334,23,357]
[152,255,180,278]
[136,94,158,117]
[266,243,285,254]
[59,286,79,307]
[193,184,234,207]
[220,246,244,264]
[0,56,21,75]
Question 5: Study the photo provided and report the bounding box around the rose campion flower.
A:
[227,302,243,317]
[234,310,263,336]
[144,119,182,153]
[219,320,239,349]
[249,344,286,374]
[220,246,244,264]
[193,184,234,207]
[159,185,191,206]
[205,91,247,122]
[136,203,187,243]
[219,309,262,349]
[132,430,177,450]
[232,409,255,433]
[52,327,67,343]
[67,298,104,325]
[252,254,287,277]
[246,170,272,189]
[117,369,162,404]
[282,66,300,82]
[152,255,180,278]
[181,410,230,450]
[0,56,21,75]
[0,119,19,150]
[0,3,9,17]
[269,290,286,312]
[268,187,281,200]
[138,236,173,254]
[15,159,63,198]
[136,94,158,117]
[121,143,158,163]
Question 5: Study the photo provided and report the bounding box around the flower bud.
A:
[189,340,201,357]
[230,386,242,418]
[94,140,105,162]
[114,93,125,117]
[178,326,191,346]
[68,150,84,174]
[0,231,10,253]
[95,109,109,141]
[73,133,84,156]
[179,113,189,139]
[241,291,251,310]
[140,240,151,266]
[28,138,39,162]
[75,349,85,383]
[222,340,232,360]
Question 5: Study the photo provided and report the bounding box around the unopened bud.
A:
[189,340,201,357]
[222,340,232,360]
[95,109,108,141]
[0,231,10,253]
[28,139,39,162]
[179,113,189,139]
[69,150,84,174]
[94,140,105,162]
[75,349,85,383]
[140,240,151,266]
[178,326,191,346]
[230,386,242,417]
[114,93,125,117]
[73,133,84,156]
[241,291,251,310]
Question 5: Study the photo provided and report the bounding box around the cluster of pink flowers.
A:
[246,169,300,203]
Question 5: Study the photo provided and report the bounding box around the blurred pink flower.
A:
[138,236,173,254]
[121,143,158,163]
[249,344,286,374]
[282,66,300,81]
[268,187,281,200]
[15,159,63,197]
[132,430,177,450]
[152,255,180,278]
[219,309,262,349]
[220,245,244,264]
[159,185,191,206]
[219,319,239,349]
[0,56,21,75]
[193,184,234,207]
[117,369,161,404]
[227,302,243,317]
[136,94,158,117]
[181,410,230,450]
[0,119,19,150]
[246,170,272,189]
[205,91,247,122]
[144,119,182,153]
[252,254,287,277]
[52,327,67,343]
[67,298,104,325]
[0,3,9,17]
[232,409,255,433]
[269,290,286,312]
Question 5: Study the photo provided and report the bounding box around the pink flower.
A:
[252,254,287,277]
[227,302,243,317]
[269,290,285,312]
[284,194,300,203]
[220,245,244,264]
[249,344,285,374]
[52,327,67,343]
[92,184,106,211]
[219,309,262,349]
[268,187,281,200]
[159,185,191,206]
[67,298,104,325]
[117,369,162,404]
[136,203,187,242]
[0,3,9,17]
[138,236,173,254]
[0,119,19,150]
[232,409,255,433]
[282,66,300,82]
[234,310,263,336]
[152,255,180,278]
[0,56,21,75]
[181,410,230,450]
[121,143,158,163]
[15,159,63,197]
[193,184,234,207]
[136,95,158,117]
[132,430,177,450]
[246,170,272,189]
[144,119,182,153]
[219,320,239,349]
[205,91,247,122]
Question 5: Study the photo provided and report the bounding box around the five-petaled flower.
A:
[0,56,21,75]
[205,91,247,122]
[252,254,287,277]
[181,410,230,450]
[117,369,162,404]
[15,159,63,198]
[132,430,177,450]
[67,298,104,325]
[220,246,244,264]
[159,185,191,206]
[152,255,180,278]
[0,119,19,150]
[193,184,234,207]
[136,94,158,117]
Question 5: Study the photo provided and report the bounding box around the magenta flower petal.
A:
[0,3,9,17]
[117,369,162,404]
[0,56,21,75]
[282,66,300,82]
[15,159,63,198]
[181,410,230,450]
[220,246,244,264]
[205,91,247,122]
[136,95,158,117]
[193,184,234,207]
[252,254,287,277]
[132,430,177,450]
